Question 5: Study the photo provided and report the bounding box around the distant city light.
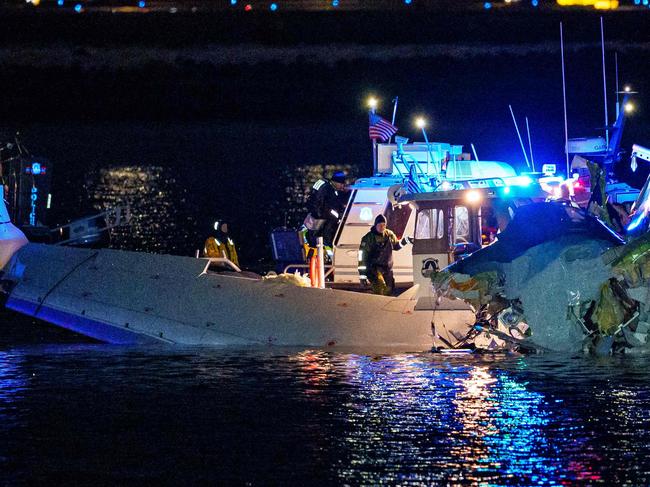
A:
[415,117,426,129]
[74,3,82,12]
[625,102,635,113]
[556,0,619,9]
[244,3,252,10]
[270,2,277,10]
[624,85,632,92]
[484,2,492,8]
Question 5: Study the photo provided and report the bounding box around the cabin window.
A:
[385,203,412,239]
[415,208,444,240]
[415,209,433,239]
[436,209,445,239]
[454,206,470,243]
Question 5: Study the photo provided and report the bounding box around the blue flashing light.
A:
[270,2,277,10]
[503,186,511,195]
[57,0,63,5]
[332,0,339,6]
[484,2,492,9]
[31,163,42,175]
[634,0,640,4]
[138,0,145,7]
[230,0,237,4]
[74,3,82,11]
[644,0,648,5]
[531,0,538,5]
[404,0,412,4]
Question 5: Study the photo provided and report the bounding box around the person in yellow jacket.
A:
[204,221,239,267]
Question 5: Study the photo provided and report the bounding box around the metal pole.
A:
[372,139,378,175]
[601,17,609,149]
[509,105,531,170]
[471,143,480,163]
[525,116,535,172]
[615,52,620,116]
[391,96,398,126]
[371,107,378,175]
[317,236,325,289]
[560,22,570,177]
[421,128,436,176]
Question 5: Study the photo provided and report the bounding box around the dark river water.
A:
[1,313,650,485]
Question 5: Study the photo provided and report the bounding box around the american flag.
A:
[369,112,398,142]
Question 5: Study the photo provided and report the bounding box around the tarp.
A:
[448,202,624,276]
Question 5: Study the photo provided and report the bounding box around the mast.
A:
[509,105,531,170]
[615,52,620,115]
[560,22,570,177]
[601,17,609,149]
[525,116,535,172]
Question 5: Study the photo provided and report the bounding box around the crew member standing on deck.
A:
[358,214,411,295]
[204,220,239,267]
[304,171,348,247]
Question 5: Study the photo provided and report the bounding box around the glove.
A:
[401,236,414,246]
[360,278,369,287]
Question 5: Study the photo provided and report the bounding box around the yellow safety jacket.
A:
[204,236,239,267]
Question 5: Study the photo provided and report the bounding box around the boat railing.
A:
[283,264,335,279]
[51,205,132,246]
[201,257,242,274]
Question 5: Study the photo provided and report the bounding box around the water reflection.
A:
[289,352,600,485]
[85,165,197,255]
[0,350,28,477]
[0,348,649,484]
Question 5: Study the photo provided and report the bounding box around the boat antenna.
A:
[525,116,535,172]
[390,96,399,144]
[508,104,531,170]
[560,22,570,177]
[471,143,480,163]
[600,17,609,149]
[615,52,620,115]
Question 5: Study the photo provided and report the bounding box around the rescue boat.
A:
[0,137,547,351]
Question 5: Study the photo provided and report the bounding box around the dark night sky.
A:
[1,5,650,259]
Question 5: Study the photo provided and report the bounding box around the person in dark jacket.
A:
[304,171,348,247]
[358,214,411,295]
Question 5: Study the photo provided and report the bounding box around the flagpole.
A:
[371,107,378,175]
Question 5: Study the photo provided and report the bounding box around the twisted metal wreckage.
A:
[431,199,650,355]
